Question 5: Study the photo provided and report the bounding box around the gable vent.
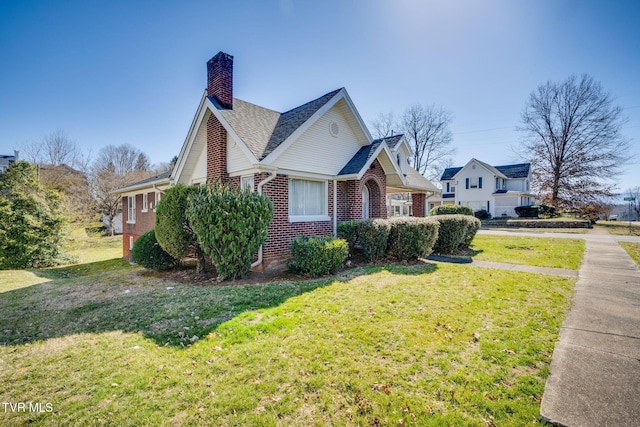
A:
[329,121,340,137]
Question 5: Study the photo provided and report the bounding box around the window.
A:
[142,193,148,212]
[288,179,328,221]
[127,195,136,224]
[154,192,161,212]
[129,236,134,250]
[241,176,254,192]
[466,177,482,189]
[470,178,478,189]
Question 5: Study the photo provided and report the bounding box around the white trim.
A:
[355,142,406,183]
[172,93,210,183]
[141,193,148,212]
[126,195,136,224]
[289,215,331,223]
[129,236,134,250]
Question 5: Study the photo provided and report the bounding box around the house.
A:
[115,51,440,269]
[0,151,19,172]
[440,158,534,217]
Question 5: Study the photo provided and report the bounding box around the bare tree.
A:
[518,74,630,209]
[91,144,152,235]
[370,111,396,139]
[401,104,455,181]
[370,105,455,182]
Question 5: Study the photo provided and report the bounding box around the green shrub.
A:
[186,181,273,281]
[337,220,358,255]
[474,209,491,219]
[431,214,475,254]
[288,236,348,276]
[386,217,440,260]
[155,185,206,272]
[131,230,177,271]
[460,216,482,248]
[356,219,391,262]
[429,205,474,216]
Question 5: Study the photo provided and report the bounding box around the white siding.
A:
[177,114,208,185]
[228,137,253,174]
[191,144,207,183]
[271,100,368,175]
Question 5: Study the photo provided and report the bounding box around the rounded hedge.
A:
[356,219,391,262]
[386,217,440,260]
[131,229,178,271]
[431,214,480,254]
[429,205,474,216]
[288,236,348,276]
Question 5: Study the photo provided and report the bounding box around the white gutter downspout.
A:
[333,179,337,236]
[251,169,278,268]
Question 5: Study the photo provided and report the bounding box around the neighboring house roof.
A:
[495,163,530,179]
[216,88,342,161]
[440,167,462,180]
[441,161,531,181]
[115,170,171,194]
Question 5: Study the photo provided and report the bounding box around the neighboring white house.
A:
[440,158,534,217]
[0,151,19,172]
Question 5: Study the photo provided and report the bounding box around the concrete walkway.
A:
[435,229,640,425]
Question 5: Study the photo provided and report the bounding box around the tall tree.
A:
[518,74,629,209]
[91,144,151,235]
[0,161,68,268]
[371,105,455,181]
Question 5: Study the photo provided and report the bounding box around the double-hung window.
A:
[127,195,136,224]
[241,176,255,192]
[288,178,328,222]
[142,193,148,212]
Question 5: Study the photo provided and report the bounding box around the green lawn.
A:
[620,242,640,266]
[470,235,585,269]
[1,237,575,426]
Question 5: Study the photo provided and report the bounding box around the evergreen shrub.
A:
[386,217,440,260]
[131,230,177,271]
[432,214,476,254]
[288,236,348,276]
[356,219,391,262]
[429,205,474,216]
[187,181,273,281]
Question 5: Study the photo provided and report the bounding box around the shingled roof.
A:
[215,88,342,160]
[440,167,463,180]
[337,140,384,176]
[495,163,530,178]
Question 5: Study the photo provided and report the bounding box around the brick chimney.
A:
[207,52,233,109]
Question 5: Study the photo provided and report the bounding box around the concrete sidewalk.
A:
[540,232,640,426]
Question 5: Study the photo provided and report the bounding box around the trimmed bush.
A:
[186,181,273,281]
[515,205,538,218]
[155,185,206,273]
[460,216,482,249]
[386,217,440,260]
[356,219,391,262]
[429,205,474,216]
[337,220,358,255]
[474,209,491,219]
[288,236,349,276]
[431,214,476,254]
[131,230,177,271]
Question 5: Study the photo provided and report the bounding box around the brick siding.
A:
[122,192,157,259]
[206,114,228,181]
[411,193,426,217]
[206,52,233,108]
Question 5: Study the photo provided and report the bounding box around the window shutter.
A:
[446,182,450,192]
[465,178,469,189]
[479,177,483,189]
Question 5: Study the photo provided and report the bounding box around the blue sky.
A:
[1,0,638,198]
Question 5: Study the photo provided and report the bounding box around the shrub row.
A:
[429,205,474,216]
[337,214,479,262]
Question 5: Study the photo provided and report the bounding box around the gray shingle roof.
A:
[372,134,403,149]
[440,163,530,180]
[440,167,463,180]
[337,141,383,176]
[495,163,530,178]
[215,88,342,160]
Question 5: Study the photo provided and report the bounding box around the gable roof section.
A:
[215,88,342,161]
[495,163,530,178]
[440,167,462,180]
[114,170,171,194]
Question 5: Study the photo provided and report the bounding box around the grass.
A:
[596,221,640,236]
[470,235,585,269]
[0,232,577,426]
[620,242,640,266]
